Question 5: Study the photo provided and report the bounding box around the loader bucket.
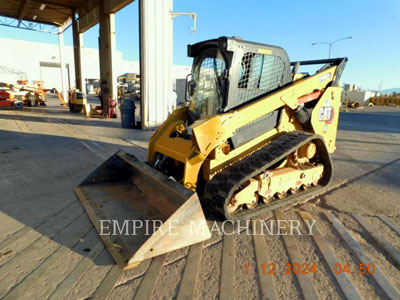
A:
[75,151,211,270]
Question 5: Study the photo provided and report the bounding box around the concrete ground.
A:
[0,96,399,299]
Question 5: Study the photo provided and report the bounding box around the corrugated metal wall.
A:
[139,0,174,129]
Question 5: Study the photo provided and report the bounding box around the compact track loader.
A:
[76,37,347,269]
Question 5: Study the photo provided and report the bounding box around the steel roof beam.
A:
[36,0,76,10]
[78,0,134,33]
[18,0,32,20]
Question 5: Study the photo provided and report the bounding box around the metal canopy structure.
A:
[0,0,78,27]
[0,0,185,129]
[0,0,135,111]
[0,0,133,31]
[0,16,58,34]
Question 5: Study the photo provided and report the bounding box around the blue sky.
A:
[0,0,399,90]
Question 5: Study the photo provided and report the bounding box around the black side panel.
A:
[229,109,281,148]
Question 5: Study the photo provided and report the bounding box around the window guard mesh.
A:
[237,52,285,103]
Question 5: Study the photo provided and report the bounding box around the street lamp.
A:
[311,36,352,58]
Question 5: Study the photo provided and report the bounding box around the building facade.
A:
[341,84,377,104]
[0,37,191,96]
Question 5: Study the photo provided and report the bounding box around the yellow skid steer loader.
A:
[76,37,347,270]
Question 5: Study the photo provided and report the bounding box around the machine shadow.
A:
[0,108,144,131]
[0,129,150,266]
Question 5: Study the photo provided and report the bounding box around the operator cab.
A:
[187,36,292,122]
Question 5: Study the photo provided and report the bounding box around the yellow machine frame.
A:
[69,91,87,105]
[148,65,342,191]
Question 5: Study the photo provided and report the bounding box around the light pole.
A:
[311,36,352,58]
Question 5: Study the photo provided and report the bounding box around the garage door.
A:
[39,62,69,91]
[40,66,63,90]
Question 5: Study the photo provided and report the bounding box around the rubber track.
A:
[202,131,333,220]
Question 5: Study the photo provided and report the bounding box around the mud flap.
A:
[75,151,211,270]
